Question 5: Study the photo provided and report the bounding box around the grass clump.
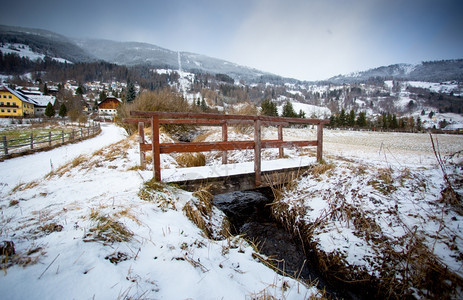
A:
[183,188,231,240]
[138,179,177,211]
[86,210,133,243]
[176,153,206,167]
[368,168,397,195]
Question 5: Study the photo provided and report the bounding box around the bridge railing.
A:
[124,111,329,185]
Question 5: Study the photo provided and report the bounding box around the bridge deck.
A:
[163,156,316,194]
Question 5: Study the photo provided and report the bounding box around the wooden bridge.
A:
[125,111,328,193]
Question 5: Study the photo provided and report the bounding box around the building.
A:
[29,95,57,116]
[0,86,36,117]
[98,97,122,120]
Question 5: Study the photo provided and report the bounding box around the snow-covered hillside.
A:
[1,43,73,64]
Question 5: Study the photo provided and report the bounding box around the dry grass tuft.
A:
[86,210,133,243]
[137,179,178,211]
[183,188,231,240]
[176,153,206,167]
[368,168,397,195]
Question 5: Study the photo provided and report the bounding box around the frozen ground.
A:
[0,123,317,299]
[1,123,462,298]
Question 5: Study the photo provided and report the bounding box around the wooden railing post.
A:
[30,133,34,149]
[138,122,146,169]
[222,122,228,164]
[317,122,324,162]
[152,115,161,181]
[48,131,52,147]
[3,136,7,155]
[254,119,261,185]
[278,124,284,158]
[62,130,65,143]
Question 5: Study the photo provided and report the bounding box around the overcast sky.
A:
[2,0,463,81]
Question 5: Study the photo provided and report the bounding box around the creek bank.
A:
[213,188,358,299]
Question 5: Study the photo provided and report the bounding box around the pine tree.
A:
[261,99,278,116]
[126,81,136,102]
[416,116,422,131]
[347,109,356,127]
[298,109,306,118]
[356,111,367,127]
[59,103,67,118]
[45,102,55,118]
[338,109,346,127]
[99,90,107,102]
[282,101,297,118]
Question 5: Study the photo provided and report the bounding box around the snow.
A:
[0,123,127,197]
[1,120,462,298]
[0,43,73,64]
[0,123,318,299]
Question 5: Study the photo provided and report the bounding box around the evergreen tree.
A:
[282,101,297,118]
[338,109,347,127]
[391,114,398,129]
[298,109,306,119]
[416,116,422,131]
[126,81,136,102]
[45,102,55,118]
[59,103,67,118]
[329,115,337,127]
[356,111,367,127]
[75,85,84,95]
[99,90,107,103]
[428,111,435,119]
[347,109,356,127]
[261,99,278,116]
[200,98,208,111]
[43,83,49,95]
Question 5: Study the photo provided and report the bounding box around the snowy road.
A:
[0,123,127,197]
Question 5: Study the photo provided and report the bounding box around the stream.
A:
[213,188,360,300]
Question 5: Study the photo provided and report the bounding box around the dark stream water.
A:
[213,188,359,300]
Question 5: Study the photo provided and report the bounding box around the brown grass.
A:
[86,210,133,243]
[183,188,231,239]
[176,153,206,167]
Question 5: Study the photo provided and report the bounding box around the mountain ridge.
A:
[1,24,462,84]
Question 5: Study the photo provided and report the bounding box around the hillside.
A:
[327,60,463,84]
[0,25,95,63]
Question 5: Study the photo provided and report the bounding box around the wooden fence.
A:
[125,111,329,185]
[1,123,101,157]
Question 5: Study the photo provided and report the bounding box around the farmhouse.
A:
[0,86,36,117]
[98,97,122,119]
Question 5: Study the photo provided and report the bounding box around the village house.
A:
[98,97,122,120]
[30,95,56,116]
[0,86,36,117]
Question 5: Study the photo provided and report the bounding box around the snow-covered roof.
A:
[0,85,38,106]
[28,95,56,107]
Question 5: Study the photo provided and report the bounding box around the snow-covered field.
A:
[1,123,462,298]
[0,124,317,299]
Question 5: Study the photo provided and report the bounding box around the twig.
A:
[38,253,60,279]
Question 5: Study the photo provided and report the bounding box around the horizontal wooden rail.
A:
[126,111,327,185]
[140,140,316,153]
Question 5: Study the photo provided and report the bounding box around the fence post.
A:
[30,133,34,149]
[222,122,228,164]
[87,127,90,136]
[254,119,262,185]
[80,128,83,138]
[152,115,161,181]
[48,131,51,147]
[278,124,284,158]
[71,130,74,140]
[3,136,7,155]
[138,122,146,169]
[317,122,324,162]
[62,130,65,143]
